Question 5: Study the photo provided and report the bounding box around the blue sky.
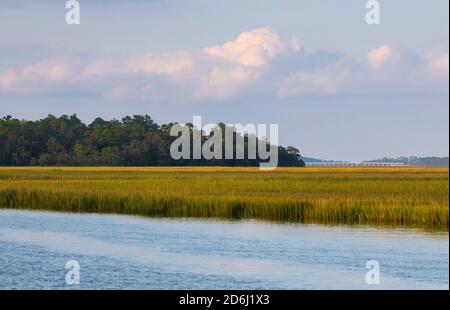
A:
[0,0,448,161]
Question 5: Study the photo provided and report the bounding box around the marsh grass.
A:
[0,167,448,229]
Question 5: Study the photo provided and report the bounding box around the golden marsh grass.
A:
[0,167,448,229]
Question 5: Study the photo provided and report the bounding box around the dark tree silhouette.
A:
[0,115,305,167]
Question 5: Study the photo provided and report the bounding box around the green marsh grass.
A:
[0,167,448,229]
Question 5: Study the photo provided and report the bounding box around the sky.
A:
[0,0,448,161]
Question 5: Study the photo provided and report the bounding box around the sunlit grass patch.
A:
[0,167,447,229]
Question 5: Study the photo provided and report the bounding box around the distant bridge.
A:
[305,162,407,167]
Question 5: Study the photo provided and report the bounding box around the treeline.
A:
[0,115,305,167]
[367,157,449,167]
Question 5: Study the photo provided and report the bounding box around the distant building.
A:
[305,162,407,167]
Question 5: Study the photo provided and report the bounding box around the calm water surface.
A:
[0,209,448,289]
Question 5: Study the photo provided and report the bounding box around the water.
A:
[0,209,448,289]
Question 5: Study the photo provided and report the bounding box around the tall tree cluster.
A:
[0,115,305,167]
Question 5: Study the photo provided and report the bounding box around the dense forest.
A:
[0,115,305,167]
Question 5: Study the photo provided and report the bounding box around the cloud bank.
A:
[0,27,448,103]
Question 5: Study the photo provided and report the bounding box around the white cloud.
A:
[367,44,393,68]
[0,70,18,92]
[194,66,258,101]
[192,27,300,100]
[126,50,194,76]
[0,58,74,92]
[277,44,449,98]
[203,27,300,67]
[426,53,449,79]
[83,60,120,79]
[0,27,300,100]
[0,30,447,101]
[208,66,255,87]
[83,50,193,79]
